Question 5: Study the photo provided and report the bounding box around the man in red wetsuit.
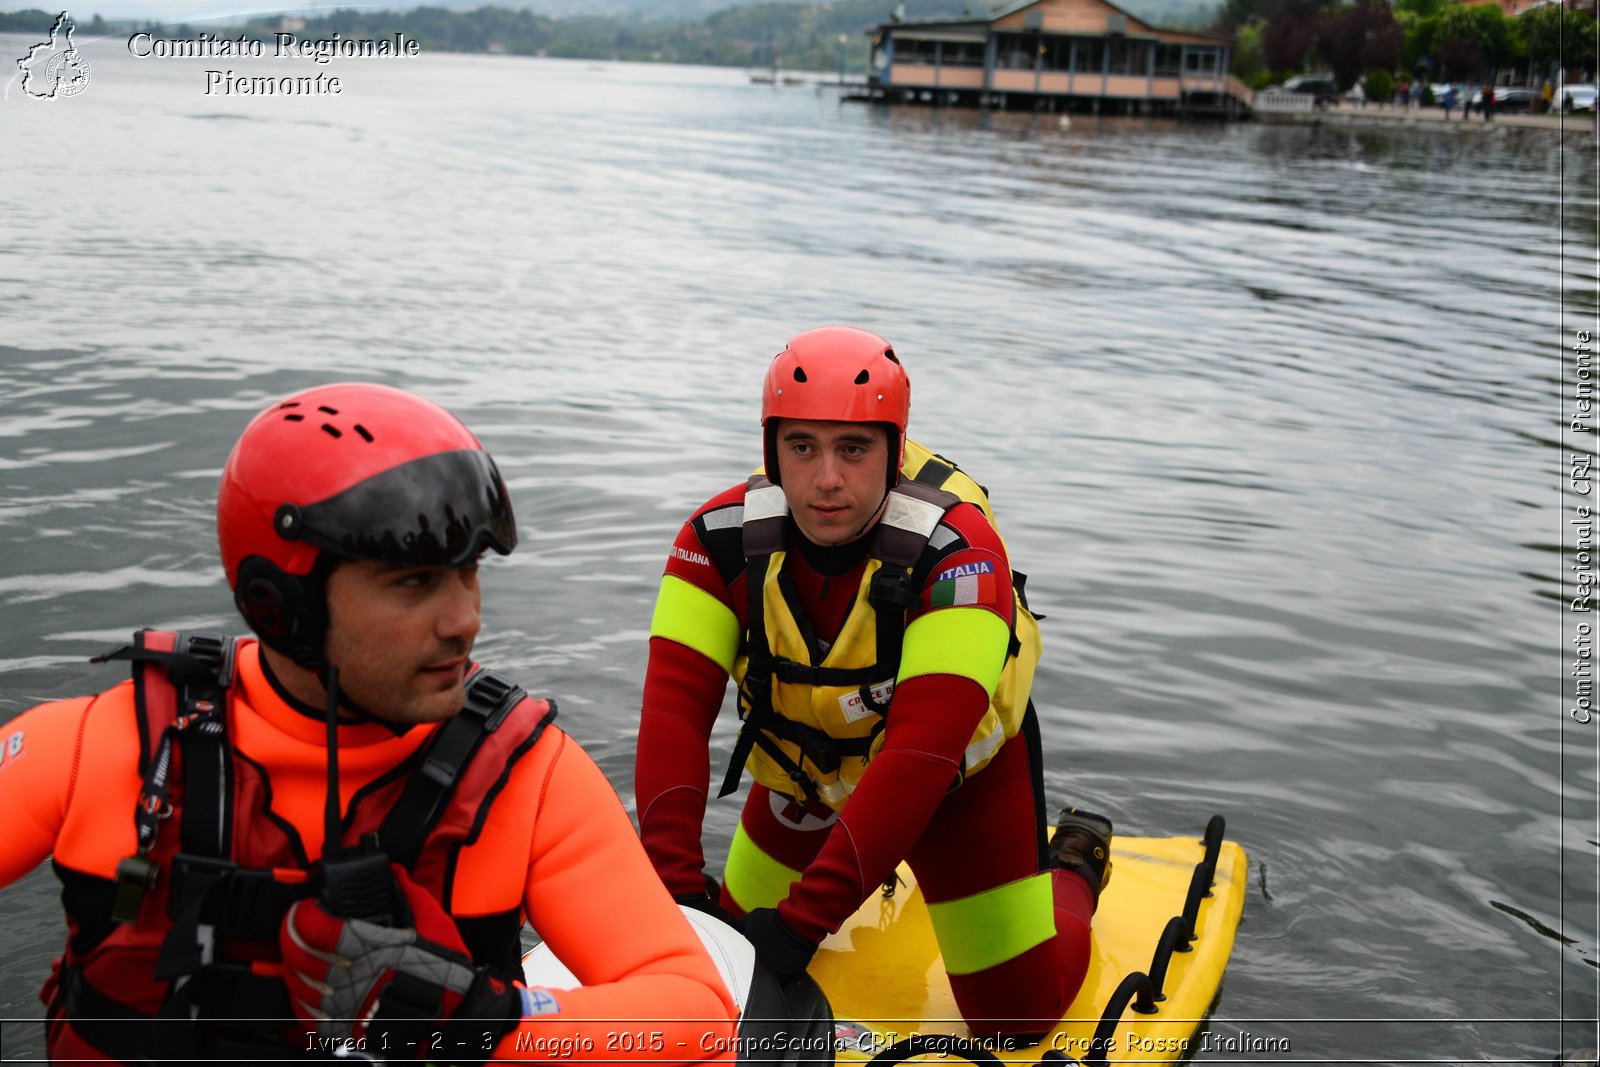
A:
[0,383,736,1063]
[635,326,1112,1043]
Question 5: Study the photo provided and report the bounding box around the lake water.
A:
[1,28,1597,1063]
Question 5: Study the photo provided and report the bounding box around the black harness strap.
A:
[720,465,962,801]
[55,964,297,1064]
[720,480,794,799]
[156,665,544,967]
[92,633,237,924]
[720,547,780,799]
[859,471,960,714]
[72,634,551,1060]
[377,666,531,868]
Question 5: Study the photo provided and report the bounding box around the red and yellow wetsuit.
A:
[636,445,1093,1041]
[0,638,737,1063]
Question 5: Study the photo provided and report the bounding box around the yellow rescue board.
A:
[811,831,1247,1065]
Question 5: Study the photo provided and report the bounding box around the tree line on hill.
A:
[0,0,1217,73]
[1,2,971,69]
[4,0,1589,90]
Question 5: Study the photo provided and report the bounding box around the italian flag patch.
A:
[929,560,995,607]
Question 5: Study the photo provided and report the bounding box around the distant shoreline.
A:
[1258,100,1599,142]
[0,0,1221,72]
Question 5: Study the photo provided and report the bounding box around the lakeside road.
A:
[1260,99,1600,141]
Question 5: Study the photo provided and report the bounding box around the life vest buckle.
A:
[868,567,920,613]
[459,668,523,732]
[773,660,820,685]
[111,854,160,924]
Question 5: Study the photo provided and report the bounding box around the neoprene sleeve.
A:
[635,637,729,897]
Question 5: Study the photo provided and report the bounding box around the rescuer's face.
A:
[774,419,890,547]
[322,557,481,724]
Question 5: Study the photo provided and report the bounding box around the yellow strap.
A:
[722,824,803,913]
[648,574,740,674]
[897,608,1009,697]
[924,872,1055,976]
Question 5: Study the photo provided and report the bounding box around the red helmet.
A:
[217,382,516,665]
[761,326,910,486]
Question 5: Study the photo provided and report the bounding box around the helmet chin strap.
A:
[322,665,344,863]
[845,487,892,545]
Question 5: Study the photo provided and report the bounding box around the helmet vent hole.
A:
[854,370,870,385]
[884,348,899,365]
[793,367,807,383]
[283,414,304,422]
[278,401,301,410]
[321,424,342,439]
[318,405,339,415]
[354,424,373,443]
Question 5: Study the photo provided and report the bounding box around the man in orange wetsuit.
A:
[0,383,737,1063]
[634,327,1112,1044]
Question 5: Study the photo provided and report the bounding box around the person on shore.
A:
[633,326,1112,1045]
[1396,78,1409,109]
[1483,84,1496,122]
[0,382,738,1063]
[1442,84,1457,120]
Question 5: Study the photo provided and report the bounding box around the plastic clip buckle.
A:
[112,854,160,924]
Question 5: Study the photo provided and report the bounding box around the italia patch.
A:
[935,560,993,582]
[929,564,995,608]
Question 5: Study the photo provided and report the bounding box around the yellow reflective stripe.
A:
[897,608,1009,697]
[723,824,802,913]
[924,872,1054,976]
[649,574,740,674]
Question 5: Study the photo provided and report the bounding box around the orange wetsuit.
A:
[0,637,737,1063]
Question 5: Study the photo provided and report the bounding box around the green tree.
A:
[1230,18,1271,83]
[1520,3,1596,79]
[1400,10,1433,71]
[1261,0,1321,70]
[1433,2,1519,78]
[1321,0,1404,89]
[0,8,55,32]
[1393,0,1447,20]
[1216,0,1278,31]
[1364,66,1394,101]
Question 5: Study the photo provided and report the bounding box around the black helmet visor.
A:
[278,449,517,567]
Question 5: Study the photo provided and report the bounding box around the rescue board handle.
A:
[1084,972,1158,1066]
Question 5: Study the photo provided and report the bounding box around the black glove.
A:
[738,907,818,983]
[674,890,739,928]
[282,864,521,1059]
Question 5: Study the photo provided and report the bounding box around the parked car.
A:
[1558,84,1597,112]
[1278,74,1341,107]
[1469,86,1539,113]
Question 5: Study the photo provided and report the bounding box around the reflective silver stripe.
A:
[929,523,960,550]
[745,484,789,523]
[963,723,1005,770]
[881,492,946,538]
[702,505,744,531]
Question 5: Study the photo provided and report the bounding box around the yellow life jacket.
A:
[719,441,1042,811]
